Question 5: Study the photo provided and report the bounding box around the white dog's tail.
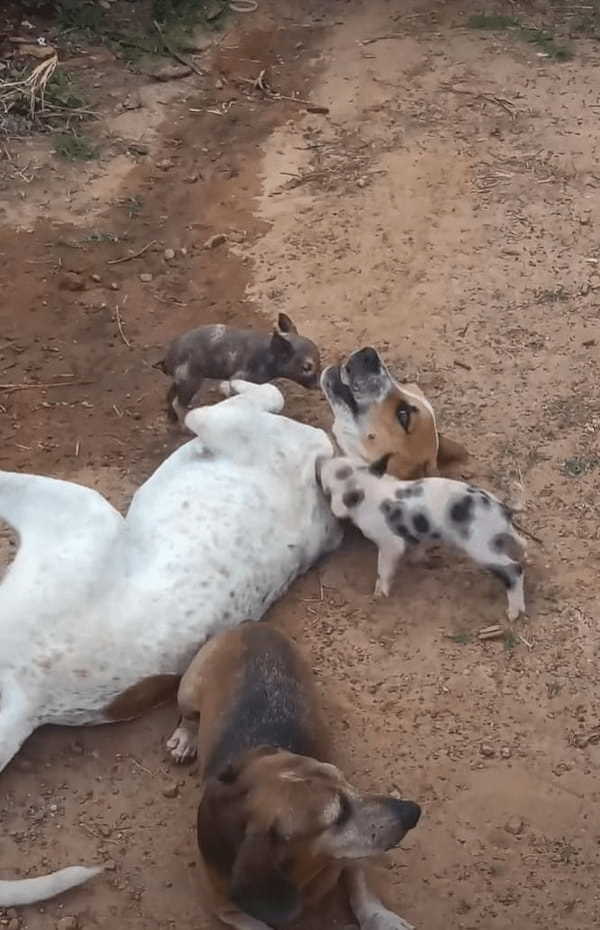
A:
[0,865,102,907]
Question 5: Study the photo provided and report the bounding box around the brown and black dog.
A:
[321,347,468,480]
[167,623,421,930]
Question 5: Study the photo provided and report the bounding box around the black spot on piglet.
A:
[343,489,365,508]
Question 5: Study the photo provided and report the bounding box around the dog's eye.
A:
[335,795,352,827]
[396,403,416,432]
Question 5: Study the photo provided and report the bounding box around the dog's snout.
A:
[352,347,381,374]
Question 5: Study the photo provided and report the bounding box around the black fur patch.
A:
[395,482,424,499]
[450,495,475,525]
[342,488,365,508]
[413,512,430,535]
[336,466,353,481]
[478,491,492,508]
[381,500,418,543]
[487,564,521,589]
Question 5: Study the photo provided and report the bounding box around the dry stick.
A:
[115,304,131,347]
[239,72,329,112]
[513,519,543,547]
[107,239,156,266]
[153,20,204,76]
[361,33,405,45]
[444,84,516,116]
[0,379,93,393]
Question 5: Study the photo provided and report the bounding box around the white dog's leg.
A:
[228,380,285,414]
[374,542,405,598]
[346,866,414,930]
[0,681,34,774]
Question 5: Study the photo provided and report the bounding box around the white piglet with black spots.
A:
[318,453,526,620]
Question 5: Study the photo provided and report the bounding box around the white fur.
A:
[319,456,526,620]
[0,381,341,905]
[0,866,103,907]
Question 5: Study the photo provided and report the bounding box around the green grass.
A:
[53,132,98,161]
[446,631,473,645]
[467,12,573,61]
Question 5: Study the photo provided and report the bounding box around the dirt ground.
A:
[1,0,600,928]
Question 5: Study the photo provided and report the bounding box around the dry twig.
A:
[444,84,516,116]
[360,33,405,45]
[0,379,92,393]
[114,304,131,347]
[153,20,204,76]
[107,240,156,265]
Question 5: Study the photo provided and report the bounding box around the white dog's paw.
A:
[361,908,414,930]
[167,725,198,764]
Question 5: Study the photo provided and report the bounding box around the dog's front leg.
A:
[0,679,34,774]
[217,907,274,930]
[345,866,415,930]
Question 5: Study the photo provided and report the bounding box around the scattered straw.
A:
[0,53,58,119]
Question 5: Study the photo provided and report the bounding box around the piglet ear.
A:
[368,452,394,477]
[277,312,298,335]
[271,330,294,360]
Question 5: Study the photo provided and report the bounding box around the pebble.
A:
[204,233,227,249]
[90,273,102,283]
[505,816,524,836]
[162,781,179,799]
[480,743,495,758]
[110,282,119,291]
[139,273,153,283]
[164,248,175,261]
[500,747,512,759]
[215,78,224,90]
[57,918,78,930]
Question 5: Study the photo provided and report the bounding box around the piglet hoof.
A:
[167,724,198,764]
[219,380,233,398]
[373,581,390,599]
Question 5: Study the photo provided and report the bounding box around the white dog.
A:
[318,453,526,620]
[0,381,341,906]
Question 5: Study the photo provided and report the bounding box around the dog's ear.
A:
[277,312,298,335]
[271,330,295,360]
[437,434,469,467]
[369,452,394,477]
[231,828,300,925]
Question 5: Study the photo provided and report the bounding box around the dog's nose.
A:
[386,798,422,831]
[353,347,381,374]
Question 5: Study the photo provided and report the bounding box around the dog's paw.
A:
[167,725,198,764]
[361,908,414,930]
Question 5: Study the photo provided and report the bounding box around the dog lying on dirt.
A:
[318,453,526,619]
[168,623,422,930]
[156,313,321,422]
[321,346,468,479]
[0,381,341,906]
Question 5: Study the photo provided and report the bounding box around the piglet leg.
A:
[373,542,405,598]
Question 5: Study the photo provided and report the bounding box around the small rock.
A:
[500,747,512,759]
[180,247,188,257]
[164,248,175,261]
[122,93,142,111]
[505,816,524,836]
[151,63,192,82]
[90,273,102,283]
[156,159,174,171]
[215,78,224,90]
[60,272,85,292]
[204,233,227,250]
[480,742,495,758]
[110,282,119,291]
[139,273,153,283]
[128,143,149,157]
[162,781,179,799]
[104,860,117,871]
[57,918,78,930]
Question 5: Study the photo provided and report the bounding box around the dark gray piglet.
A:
[155,313,321,421]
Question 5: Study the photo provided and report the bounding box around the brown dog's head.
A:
[321,347,467,479]
[197,746,421,926]
[269,313,321,389]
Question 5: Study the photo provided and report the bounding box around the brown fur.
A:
[170,624,421,929]
[104,674,179,721]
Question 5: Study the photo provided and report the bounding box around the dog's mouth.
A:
[321,365,359,415]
